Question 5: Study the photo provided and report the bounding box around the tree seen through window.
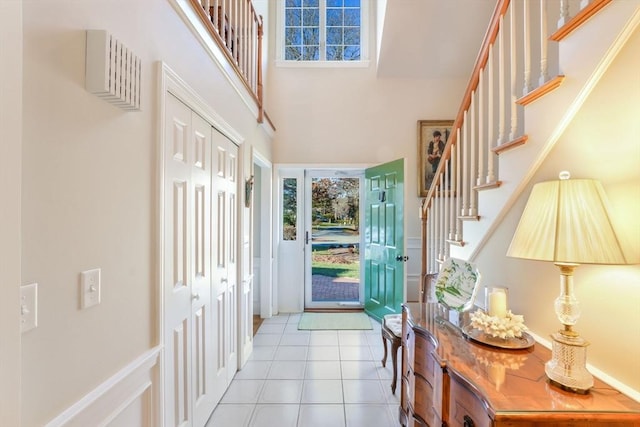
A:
[285,0,361,61]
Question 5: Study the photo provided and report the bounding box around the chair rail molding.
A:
[45,347,161,427]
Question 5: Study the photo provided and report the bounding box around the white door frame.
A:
[274,167,305,313]
[252,149,274,318]
[273,164,369,314]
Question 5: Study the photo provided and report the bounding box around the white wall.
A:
[0,0,23,425]
[21,1,273,425]
[474,25,640,395]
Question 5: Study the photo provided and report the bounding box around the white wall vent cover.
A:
[85,30,141,111]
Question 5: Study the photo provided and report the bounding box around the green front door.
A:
[364,159,405,321]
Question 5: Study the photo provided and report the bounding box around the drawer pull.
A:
[463,415,475,427]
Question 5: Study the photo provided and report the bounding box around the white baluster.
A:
[423,214,433,271]
[434,188,441,261]
[469,93,477,216]
[233,0,238,61]
[439,175,445,260]
[487,44,496,183]
[240,0,245,71]
[215,0,221,32]
[539,0,549,85]
[461,111,469,217]
[443,165,448,248]
[245,1,251,77]
[455,128,462,242]
[509,2,518,141]
[431,205,436,268]
[428,207,434,272]
[580,0,591,9]
[523,0,532,95]
[431,207,437,268]
[449,144,456,240]
[558,0,570,28]
[433,193,438,264]
[497,14,506,146]
[477,72,484,187]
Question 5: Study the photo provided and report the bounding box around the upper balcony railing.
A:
[189,0,272,127]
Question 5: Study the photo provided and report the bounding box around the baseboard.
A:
[45,347,161,427]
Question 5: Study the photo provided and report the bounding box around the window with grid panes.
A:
[284,0,362,61]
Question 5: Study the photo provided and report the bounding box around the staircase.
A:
[420,0,640,282]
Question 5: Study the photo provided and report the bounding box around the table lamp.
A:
[506,171,628,393]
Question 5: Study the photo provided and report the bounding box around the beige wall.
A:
[271,73,465,239]
[21,1,272,425]
[1,0,22,425]
[475,25,640,395]
[265,4,467,239]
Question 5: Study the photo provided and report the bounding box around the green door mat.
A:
[298,312,373,330]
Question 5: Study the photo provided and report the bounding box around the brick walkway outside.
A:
[311,274,360,302]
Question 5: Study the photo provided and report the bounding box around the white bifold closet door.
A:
[163,93,238,427]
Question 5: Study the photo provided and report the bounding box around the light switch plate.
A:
[80,268,101,309]
[21,282,38,333]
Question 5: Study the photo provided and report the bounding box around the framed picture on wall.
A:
[418,120,454,197]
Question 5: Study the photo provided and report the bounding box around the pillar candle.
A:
[488,289,507,318]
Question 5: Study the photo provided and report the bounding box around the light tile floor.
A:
[206,313,401,427]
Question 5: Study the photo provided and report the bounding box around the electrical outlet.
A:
[80,268,101,309]
[21,283,38,333]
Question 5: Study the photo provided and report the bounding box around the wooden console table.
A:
[400,303,640,426]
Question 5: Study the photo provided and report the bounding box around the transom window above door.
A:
[277,0,369,66]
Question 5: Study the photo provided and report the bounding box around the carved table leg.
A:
[381,329,389,368]
[391,336,400,394]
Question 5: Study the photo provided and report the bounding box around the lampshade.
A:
[507,173,627,265]
[506,172,628,393]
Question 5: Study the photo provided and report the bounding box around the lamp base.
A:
[545,331,593,394]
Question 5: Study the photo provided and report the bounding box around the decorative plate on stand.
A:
[434,258,481,312]
[462,324,535,350]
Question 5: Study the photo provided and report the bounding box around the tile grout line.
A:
[209,313,396,426]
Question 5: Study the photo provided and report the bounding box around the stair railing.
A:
[189,0,274,127]
[420,0,612,297]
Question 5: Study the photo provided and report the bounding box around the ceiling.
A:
[376,0,496,79]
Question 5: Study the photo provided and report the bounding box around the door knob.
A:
[395,255,409,262]
[191,293,200,301]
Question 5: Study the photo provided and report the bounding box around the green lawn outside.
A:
[312,248,359,279]
[312,263,359,279]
